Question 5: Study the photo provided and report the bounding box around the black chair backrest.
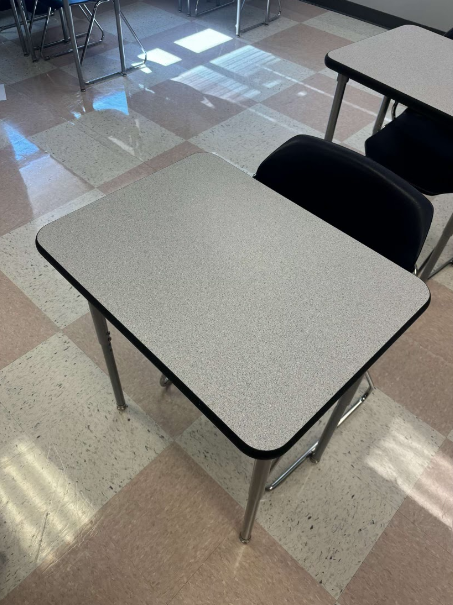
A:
[255,135,433,273]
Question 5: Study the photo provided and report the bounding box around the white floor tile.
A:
[190,103,323,174]
[76,107,183,162]
[0,333,171,509]
[0,190,104,328]
[178,386,443,597]
[30,122,142,186]
[304,12,385,42]
[0,41,54,84]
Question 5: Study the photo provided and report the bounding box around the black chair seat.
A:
[255,135,433,273]
[365,109,453,196]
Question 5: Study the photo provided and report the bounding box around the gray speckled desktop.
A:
[37,153,429,456]
[326,25,453,122]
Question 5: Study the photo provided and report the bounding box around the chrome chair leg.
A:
[39,8,52,57]
[325,74,348,141]
[418,211,453,282]
[8,0,28,55]
[59,7,70,41]
[79,1,102,63]
[16,0,38,60]
[266,372,374,491]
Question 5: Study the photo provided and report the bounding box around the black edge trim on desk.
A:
[36,235,431,461]
[305,0,444,34]
[325,52,451,124]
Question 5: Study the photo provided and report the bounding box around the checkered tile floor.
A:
[1,2,453,603]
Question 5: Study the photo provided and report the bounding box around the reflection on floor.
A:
[1,1,453,603]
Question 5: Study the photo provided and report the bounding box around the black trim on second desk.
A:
[304,0,444,34]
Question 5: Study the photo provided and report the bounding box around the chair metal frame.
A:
[183,0,282,37]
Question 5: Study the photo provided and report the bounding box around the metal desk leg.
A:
[240,459,273,543]
[311,376,362,464]
[160,373,171,387]
[9,0,28,55]
[63,0,86,90]
[372,96,390,134]
[324,74,348,142]
[113,0,127,75]
[418,211,453,282]
[16,0,38,61]
[89,303,127,411]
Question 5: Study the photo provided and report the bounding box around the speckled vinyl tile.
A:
[371,335,453,436]
[303,12,385,42]
[0,271,57,370]
[330,389,443,508]
[190,103,323,174]
[30,122,142,187]
[434,266,453,291]
[0,41,55,84]
[255,23,352,71]
[75,107,183,162]
[398,439,453,555]
[178,412,395,599]
[99,1,187,41]
[0,190,104,328]
[209,45,315,102]
[171,524,335,605]
[0,434,96,599]
[0,333,170,509]
[64,312,201,437]
[196,4,297,42]
[339,511,453,605]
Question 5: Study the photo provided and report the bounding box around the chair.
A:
[29,0,146,91]
[251,134,433,489]
[29,0,107,61]
[365,27,453,282]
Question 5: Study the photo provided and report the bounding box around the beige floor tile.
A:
[249,0,326,24]
[129,74,250,139]
[255,23,352,71]
[263,73,378,142]
[434,266,453,292]
[339,511,453,605]
[190,103,322,175]
[170,524,335,605]
[404,281,453,367]
[371,335,453,436]
[64,313,201,437]
[398,439,453,555]
[2,445,242,605]
[0,190,104,328]
[0,271,56,370]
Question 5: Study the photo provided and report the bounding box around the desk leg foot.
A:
[89,302,127,411]
[160,374,172,388]
[240,459,272,543]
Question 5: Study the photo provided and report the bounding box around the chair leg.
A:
[80,3,100,64]
[39,8,51,57]
[60,8,70,42]
[9,0,28,55]
[418,211,453,282]
[62,0,86,90]
[16,0,38,60]
[310,376,363,464]
[324,74,348,141]
[265,372,374,491]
